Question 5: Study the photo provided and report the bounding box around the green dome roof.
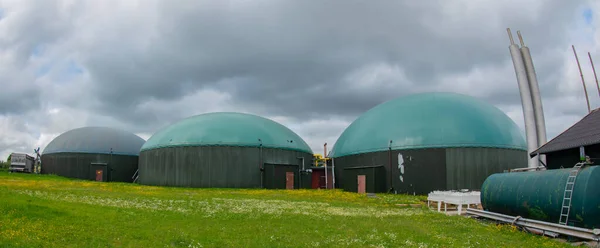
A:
[141,112,312,153]
[330,92,527,158]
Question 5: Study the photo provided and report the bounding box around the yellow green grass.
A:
[0,172,569,248]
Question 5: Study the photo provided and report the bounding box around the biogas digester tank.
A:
[480,165,600,229]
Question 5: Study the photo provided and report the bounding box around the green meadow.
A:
[0,172,569,248]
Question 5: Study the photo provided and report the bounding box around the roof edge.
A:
[141,143,313,154]
[42,151,140,156]
[332,144,527,158]
[530,108,600,156]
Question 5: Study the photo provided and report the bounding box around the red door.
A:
[311,170,321,189]
[357,175,366,194]
[286,172,294,189]
[96,170,103,181]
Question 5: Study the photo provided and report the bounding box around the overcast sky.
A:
[0,0,598,160]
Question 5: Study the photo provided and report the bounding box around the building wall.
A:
[138,146,313,188]
[41,153,139,182]
[445,148,527,191]
[333,147,527,195]
[341,166,386,193]
[545,144,600,169]
[332,148,447,194]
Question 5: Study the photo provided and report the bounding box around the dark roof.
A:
[531,108,600,157]
[43,127,146,156]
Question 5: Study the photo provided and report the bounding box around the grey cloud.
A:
[0,1,81,66]
[0,72,41,114]
[0,116,38,158]
[76,0,589,133]
[0,0,597,158]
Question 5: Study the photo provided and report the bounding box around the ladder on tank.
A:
[558,162,586,225]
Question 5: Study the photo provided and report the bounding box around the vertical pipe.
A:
[517,31,547,165]
[298,156,304,188]
[507,28,539,168]
[572,45,591,113]
[109,148,113,182]
[324,143,328,189]
[388,140,393,192]
[588,52,600,98]
[331,157,335,189]
[259,139,263,188]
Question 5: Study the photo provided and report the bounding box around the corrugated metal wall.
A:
[41,153,139,182]
[333,147,527,195]
[264,163,298,189]
[138,146,313,188]
[392,149,447,195]
[445,148,527,191]
[333,148,447,194]
[341,166,386,193]
[332,151,388,191]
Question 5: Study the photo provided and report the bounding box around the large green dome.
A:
[43,126,145,156]
[330,92,527,158]
[141,112,313,153]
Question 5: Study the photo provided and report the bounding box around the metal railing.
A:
[132,169,139,183]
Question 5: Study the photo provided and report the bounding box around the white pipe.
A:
[517,31,547,165]
[331,157,335,189]
[324,143,328,189]
[324,162,328,189]
[507,28,539,168]
[298,157,305,171]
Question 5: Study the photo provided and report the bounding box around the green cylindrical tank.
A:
[481,165,600,229]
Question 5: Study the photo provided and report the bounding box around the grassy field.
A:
[0,172,570,248]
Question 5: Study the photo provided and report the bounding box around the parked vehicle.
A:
[9,153,35,173]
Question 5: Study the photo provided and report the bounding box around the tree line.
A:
[0,154,11,169]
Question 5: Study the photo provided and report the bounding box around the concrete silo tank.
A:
[138,112,314,189]
[41,126,146,182]
[330,92,528,194]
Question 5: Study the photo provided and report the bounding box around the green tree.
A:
[1,154,12,169]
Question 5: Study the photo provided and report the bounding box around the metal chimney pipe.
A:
[572,45,592,113]
[517,31,547,165]
[507,28,539,168]
[588,52,600,99]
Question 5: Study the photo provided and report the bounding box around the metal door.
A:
[357,175,366,194]
[95,170,103,181]
[311,170,322,189]
[286,172,294,189]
